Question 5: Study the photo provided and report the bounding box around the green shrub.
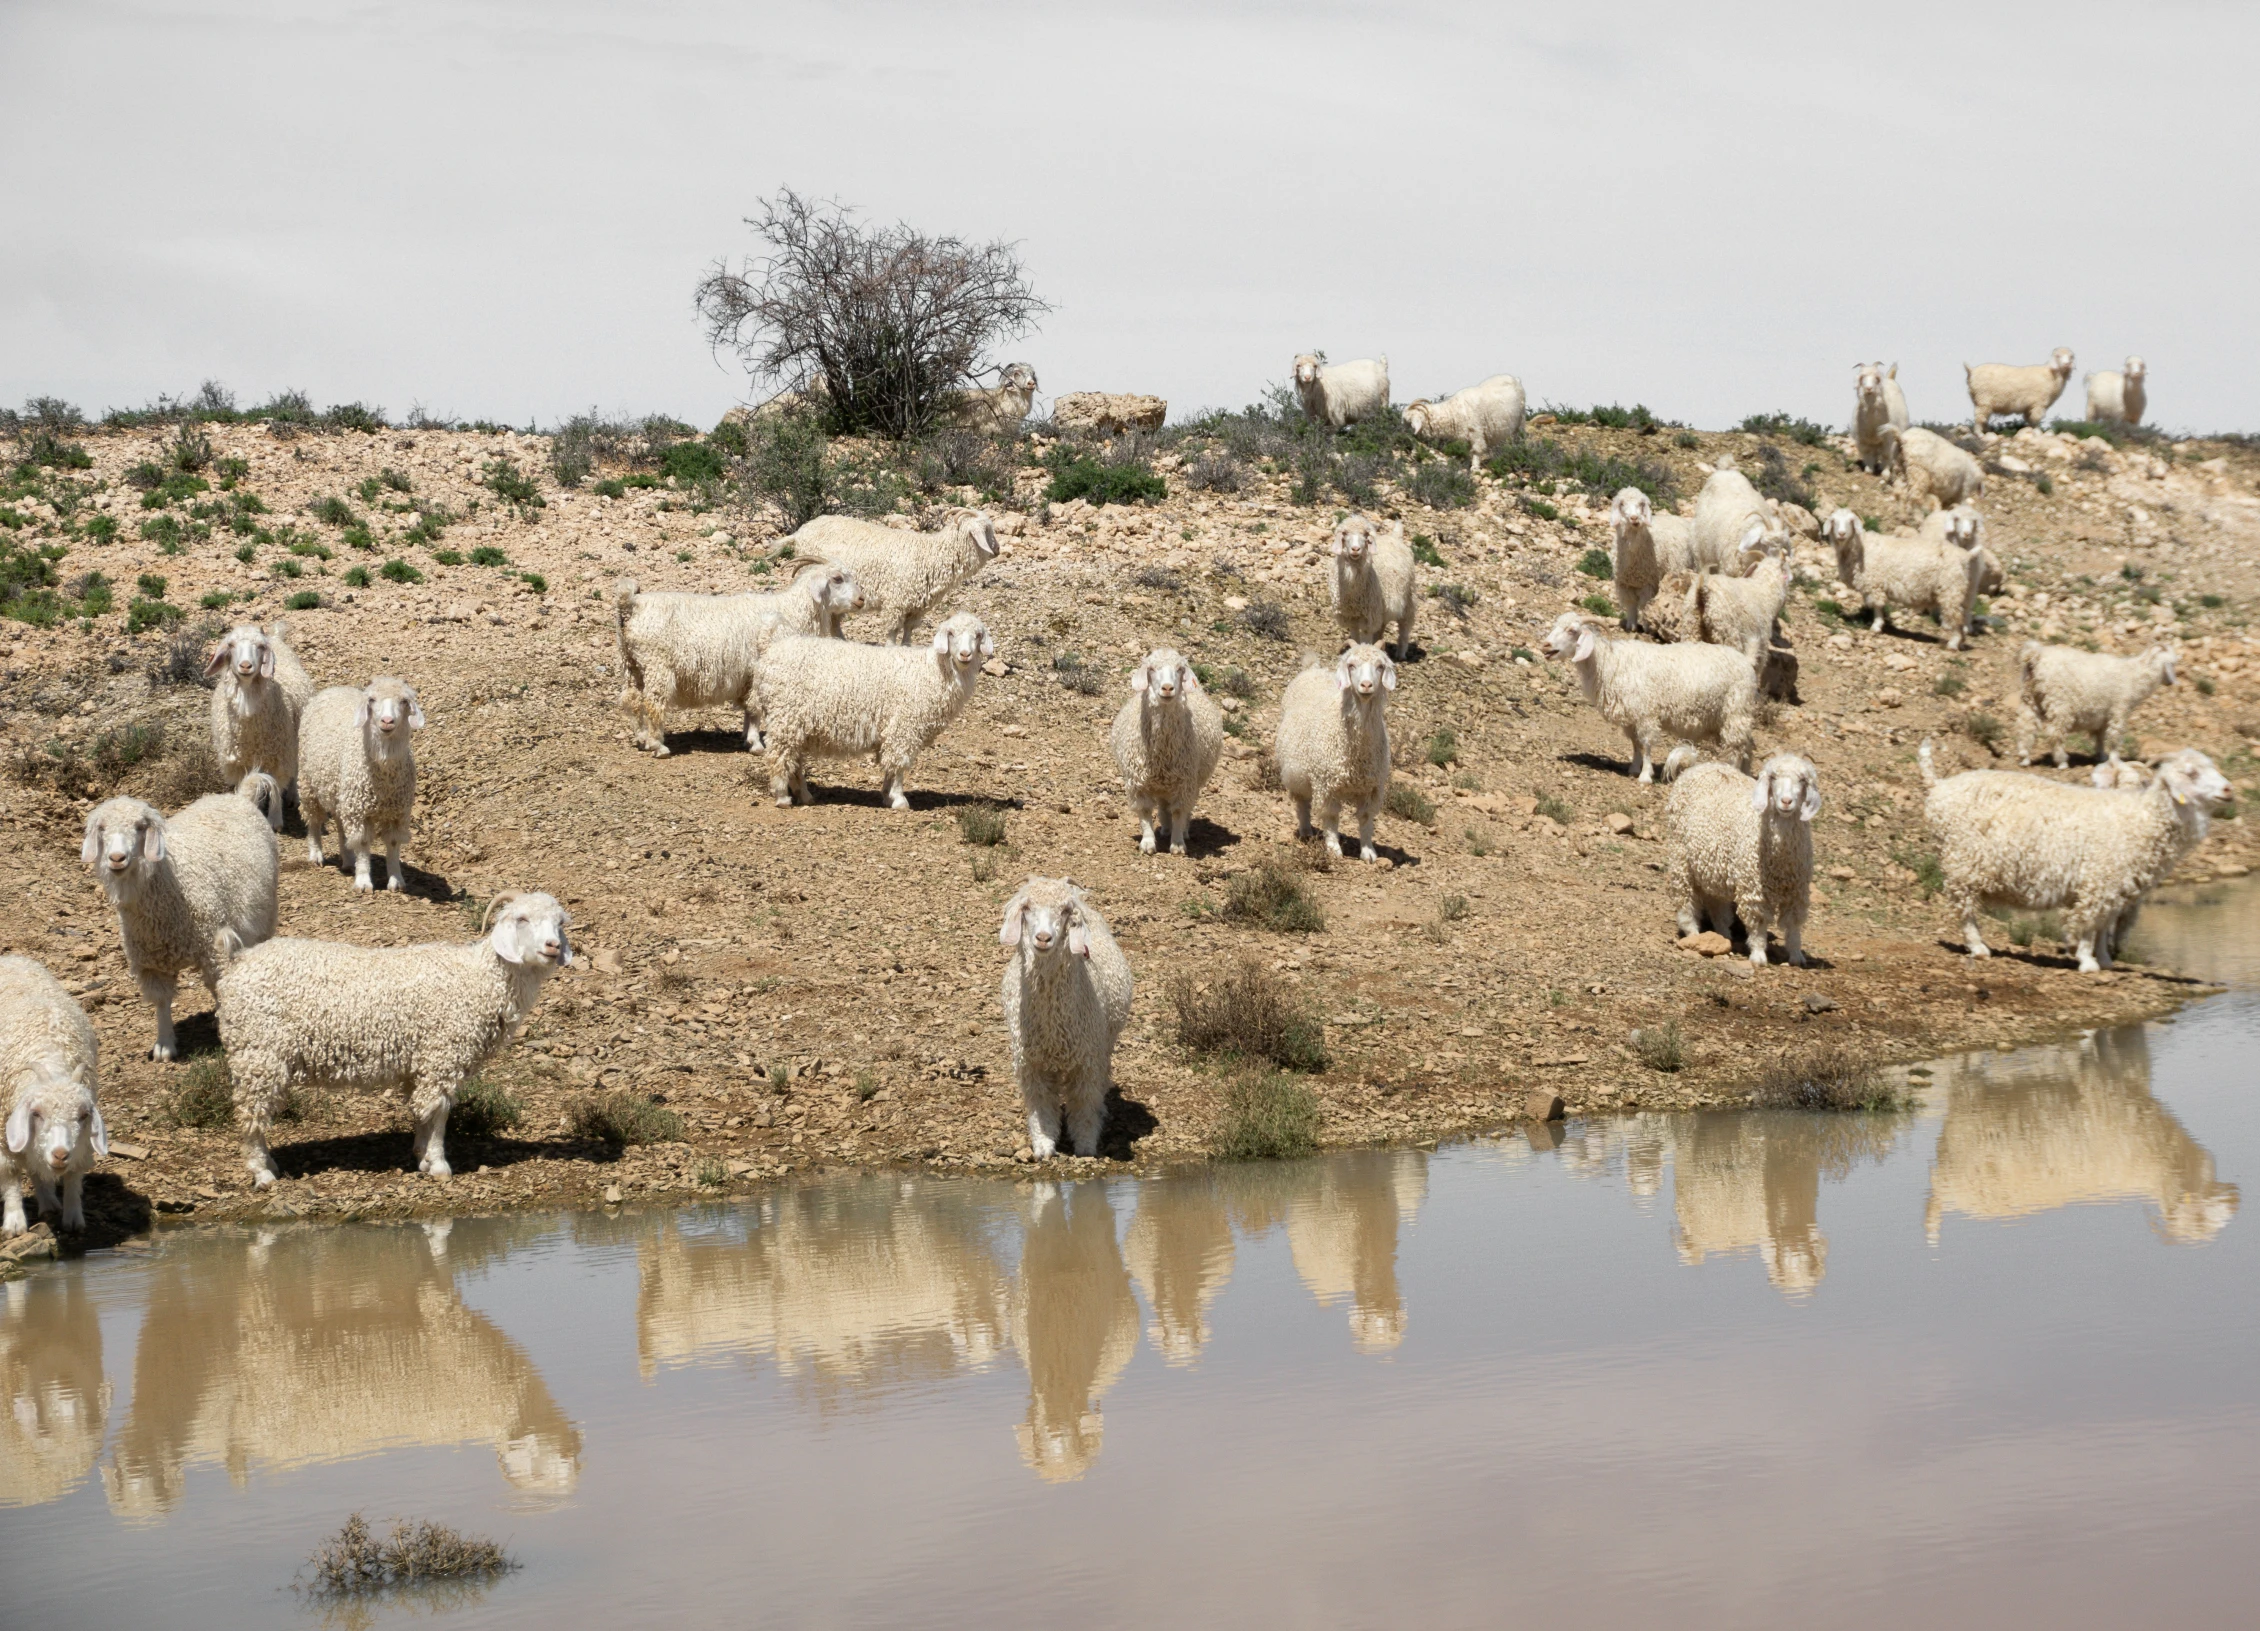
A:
[1894,846,1946,895]
[1738,411,1828,446]
[449,1078,523,1139]
[272,560,302,580]
[127,598,182,633]
[469,545,507,567]
[342,566,370,587]
[661,439,728,484]
[1044,449,1166,506]
[1409,533,1444,567]
[1576,547,1612,579]
[956,802,1008,845]
[568,1090,684,1148]
[354,475,382,504]
[72,572,113,616]
[482,455,545,514]
[1580,592,1616,619]
[432,549,464,566]
[1168,961,1328,1071]
[1534,792,1574,825]
[1521,496,1562,522]
[380,467,412,493]
[1221,863,1325,933]
[1406,461,1476,509]
[1965,712,2005,753]
[167,1057,235,1128]
[1212,1072,1321,1160]
[519,571,547,593]
[1385,782,1435,824]
[1431,582,1478,617]
[312,495,358,527]
[283,590,321,611]
[1424,728,1459,766]
[379,558,422,584]
[1633,1022,1684,1072]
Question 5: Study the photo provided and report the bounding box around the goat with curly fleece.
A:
[1665,755,1821,967]
[2086,356,2147,425]
[613,563,861,754]
[0,957,105,1234]
[216,892,572,1186]
[1611,487,1702,631]
[298,677,423,893]
[1108,648,1224,857]
[1919,506,2003,595]
[1852,361,1909,475]
[1326,512,1417,658]
[754,611,993,809]
[1277,642,1396,861]
[1542,612,1756,784]
[789,511,998,643]
[1404,374,1524,462]
[1684,523,1790,669]
[1292,352,1389,428]
[1690,463,1790,574]
[205,621,315,828]
[1824,508,1982,650]
[82,783,278,1061]
[945,363,1038,433]
[1918,739,2228,972]
[999,878,1133,1160]
[2017,641,2177,768]
[1966,347,2075,432]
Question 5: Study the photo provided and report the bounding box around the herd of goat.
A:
[0,341,2227,1223]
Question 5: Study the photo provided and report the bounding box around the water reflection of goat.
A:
[0,1274,110,1508]
[1926,1025,2239,1245]
[1011,1182,1139,1482]
[102,1221,579,1518]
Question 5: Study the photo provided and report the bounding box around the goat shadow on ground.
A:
[1155,816,1239,860]
[290,858,455,904]
[1559,750,1639,778]
[787,785,1023,813]
[269,1129,585,1181]
[1292,833,1420,870]
[165,1011,222,1059]
[1094,1088,1159,1161]
[23,1173,155,1253]
[653,728,756,757]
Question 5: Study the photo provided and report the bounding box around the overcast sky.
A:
[3,1,2252,433]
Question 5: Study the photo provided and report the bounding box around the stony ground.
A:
[4,410,2258,1234]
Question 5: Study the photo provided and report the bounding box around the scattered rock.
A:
[1052,392,1168,436]
[591,948,624,975]
[1521,1088,1566,1122]
[1681,931,1734,957]
[1803,993,1838,1013]
[602,1184,622,1205]
[1605,812,1634,835]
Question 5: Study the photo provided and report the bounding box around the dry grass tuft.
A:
[567,1090,685,1147]
[1167,961,1328,1072]
[306,1512,514,1596]
[1211,1072,1321,1160]
[1750,1043,1911,1112]
[1220,862,1325,933]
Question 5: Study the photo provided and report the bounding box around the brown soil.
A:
[4,414,2257,1234]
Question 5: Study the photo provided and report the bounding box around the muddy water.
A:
[2,884,2255,1627]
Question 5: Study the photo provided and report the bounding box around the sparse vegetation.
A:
[305,1513,515,1596]
[482,455,545,515]
[1739,411,1828,446]
[956,802,1008,846]
[568,1091,685,1148]
[1212,1072,1321,1161]
[1751,1043,1911,1112]
[1424,728,1459,767]
[1168,961,1328,1071]
[166,1056,234,1129]
[1240,599,1291,641]
[1632,1022,1685,1073]
[1576,548,1612,579]
[1221,862,1325,933]
[449,1078,523,1139]
[1385,782,1436,824]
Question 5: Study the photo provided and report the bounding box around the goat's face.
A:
[1822,508,1862,550]
[81,798,164,879]
[486,892,571,969]
[1131,647,1191,703]
[1331,514,1375,563]
[356,678,424,742]
[999,878,1091,961]
[932,613,995,671]
[2050,347,2076,378]
[1334,642,1396,699]
[1292,354,1321,388]
[2157,749,2229,810]
[1945,509,1981,549]
[2124,355,2147,382]
[1002,364,1037,394]
[809,565,863,612]
[1611,487,1652,531]
[205,624,274,685]
[963,513,1001,558]
[4,1064,104,1177]
[1541,612,1593,663]
[1854,363,1885,404]
[1751,754,1822,822]
[1404,403,1432,437]
[2153,645,2179,685]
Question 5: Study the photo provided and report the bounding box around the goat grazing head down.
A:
[1751,754,1823,822]
[1403,401,1434,437]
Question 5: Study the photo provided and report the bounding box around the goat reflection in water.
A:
[1925,1023,2240,1245]
[99,1218,580,1517]
[634,1151,1433,1480]
[0,1274,110,1509]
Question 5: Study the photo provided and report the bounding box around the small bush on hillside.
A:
[167,1057,235,1128]
[568,1091,684,1148]
[449,1078,523,1139]
[1240,599,1291,640]
[956,802,1008,846]
[1576,548,1612,579]
[1044,447,1165,506]
[1212,1073,1321,1161]
[1406,461,1476,510]
[1385,782,1435,824]
[1751,1043,1911,1112]
[1168,961,1329,1071]
[1739,411,1829,446]
[482,455,544,515]
[1221,863,1324,933]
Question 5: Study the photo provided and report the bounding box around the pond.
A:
[1,883,2253,1627]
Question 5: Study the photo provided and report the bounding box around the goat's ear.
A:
[1333,654,1355,691]
[490,913,529,964]
[1067,914,1091,958]
[203,644,229,678]
[141,817,166,865]
[977,627,995,657]
[930,626,952,657]
[1750,771,1772,812]
[4,1100,31,1156]
[80,815,101,868]
[1379,655,1398,692]
[481,892,519,933]
[1129,664,1148,693]
[89,1103,107,1159]
[1572,627,1597,664]
[355,692,374,730]
[406,689,426,729]
[1801,779,1823,822]
[998,889,1029,947]
[257,642,276,680]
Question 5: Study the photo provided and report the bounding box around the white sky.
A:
[3,0,2252,433]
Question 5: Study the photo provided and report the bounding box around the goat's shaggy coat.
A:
[1852,361,1910,475]
[298,677,422,892]
[206,621,314,825]
[1326,513,1418,658]
[1664,756,1821,967]
[790,512,999,643]
[216,893,571,1186]
[82,788,278,1061]
[1291,353,1389,428]
[1918,741,2227,972]
[754,611,993,809]
[1108,648,1224,856]
[1880,425,1986,511]
[2016,641,2177,768]
[1966,348,2075,432]
[1684,530,1789,668]
[1611,487,1701,630]
[945,363,1038,433]
[1689,466,1789,574]
[998,878,1133,1160]
[613,564,858,753]
[1276,643,1396,860]
[1543,612,1756,784]
[1404,374,1524,461]
[1827,512,1984,650]
[0,957,105,1234]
